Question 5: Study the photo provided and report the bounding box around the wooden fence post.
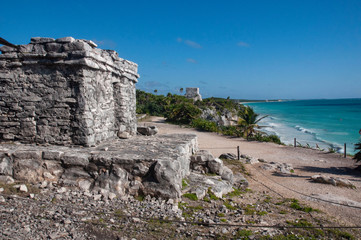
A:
[344,143,346,158]
[294,138,296,147]
[237,146,240,160]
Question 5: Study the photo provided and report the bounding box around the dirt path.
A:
[143,117,361,227]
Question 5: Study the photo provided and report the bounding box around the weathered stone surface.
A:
[219,153,238,160]
[0,134,198,199]
[0,153,13,175]
[207,158,224,175]
[0,175,14,184]
[137,126,158,136]
[233,172,249,189]
[260,162,294,174]
[62,152,89,167]
[311,174,355,188]
[190,150,214,173]
[187,172,234,199]
[0,37,139,146]
[185,88,202,101]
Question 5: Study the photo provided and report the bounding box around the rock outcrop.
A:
[0,134,198,199]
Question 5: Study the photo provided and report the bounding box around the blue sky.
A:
[1,0,361,99]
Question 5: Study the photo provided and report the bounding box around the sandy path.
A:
[142,117,361,226]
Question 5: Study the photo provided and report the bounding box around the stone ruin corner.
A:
[0,37,139,147]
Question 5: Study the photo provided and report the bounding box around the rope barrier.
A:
[1,193,361,230]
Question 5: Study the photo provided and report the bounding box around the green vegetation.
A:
[181,178,188,189]
[223,200,237,210]
[207,188,219,201]
[289,199,319,213]
[237,106,268,140]
[136,90,282,144]
[183,193,198,201]
[235,229,253,238]
[353,140,361,162]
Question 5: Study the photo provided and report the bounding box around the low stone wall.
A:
[0,37,139,146]
[0,134,198,199]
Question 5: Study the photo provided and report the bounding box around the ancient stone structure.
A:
[0,37,139,146]
[0,37,246,200]
[185,87,202,101]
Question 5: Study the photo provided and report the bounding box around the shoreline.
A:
[242,100,359,155]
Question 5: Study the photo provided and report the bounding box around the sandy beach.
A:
[143,117,361,227]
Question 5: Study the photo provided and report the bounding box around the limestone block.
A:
[43,160,64,178]
[62,152,90,167]
[13,158,43,182]
[45,43,63,52]
[42,150,64,160]
[30,37,55,44]
[56,37,75,43]
[12,150,42,160]
[221,166,233,182]
[0,175,14,184]
[0,45,17,53]
[207,158,224,175]
[137,126,158,136]
[0,154,13,175]
[61,167,90,180]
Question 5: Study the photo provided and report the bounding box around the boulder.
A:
[219,153,237,160]
[233,173,249,189]
[186,172,234,199]
[311,175,355,188]
[137,126,158,136]
[190,150,214,173]
[207,158,224,175]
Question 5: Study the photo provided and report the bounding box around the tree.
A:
[180,88,184,94]
[237,106,268,140]
[154,89,158,94]
[354,140,361,162]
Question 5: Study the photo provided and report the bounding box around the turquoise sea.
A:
[246,99,361,154]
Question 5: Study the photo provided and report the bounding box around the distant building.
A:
[185,88,202,101]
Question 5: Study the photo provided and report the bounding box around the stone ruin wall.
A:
[0,37,139,146]
[185,87,202,101]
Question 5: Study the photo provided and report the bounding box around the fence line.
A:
[1,193,360,230]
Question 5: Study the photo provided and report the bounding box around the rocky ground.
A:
[1,117,361,239]
[0,162,359,239]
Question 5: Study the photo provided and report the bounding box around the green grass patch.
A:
[207,188,219,200]
[289,199,319,213]
[327,229,355,240]
[224,200,237,210]
[183,193,198,201]
[257,211,268,216]
[181,178,188,189]
[220,218,227,222]
[236,229,253,238]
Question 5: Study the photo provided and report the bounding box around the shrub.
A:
[191,118,219,132]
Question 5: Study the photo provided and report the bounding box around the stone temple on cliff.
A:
[0,37,139,146]
[0,37,242,200]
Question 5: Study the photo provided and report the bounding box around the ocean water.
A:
[246,99,361,154]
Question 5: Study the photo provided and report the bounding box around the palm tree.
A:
[154,89,158,94]
[237,106,268,140]
[180,88,184,94]
[354,140,361,162]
